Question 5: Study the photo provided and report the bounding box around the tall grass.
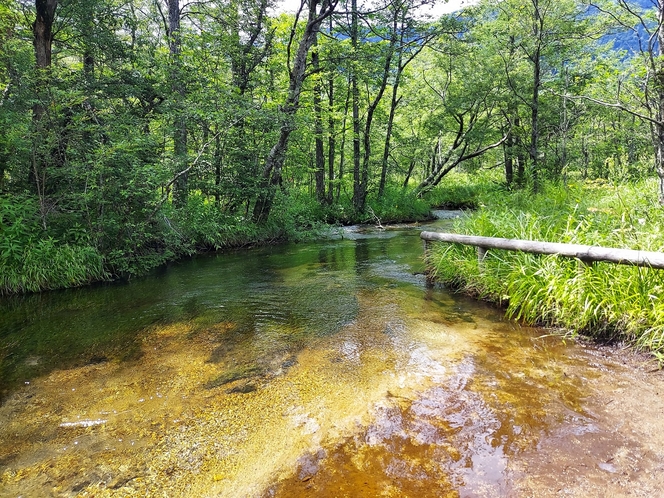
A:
[0,196,107,294]
[0,239,107,294]
[429,179,664,358]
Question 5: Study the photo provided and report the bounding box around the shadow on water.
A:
[0,285,161,401]
[0,228,429,402]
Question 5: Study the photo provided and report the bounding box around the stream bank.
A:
[1,216,663,497]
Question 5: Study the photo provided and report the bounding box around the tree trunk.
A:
[379,62,402,198]
[253,0,336,223]
[529,0,543,192]
[656,4,664,204]
[559,67,570,176]
[31,0,58,222]
[377,4,429,197]
[327,54,335,205]
[32,0,57,124]
[312,36,325,202]
[420,231,664,270]
[515,116,526,186]
[415,116,508,196]
[33,0,57,71]
[351,0,362,213]
[402,159,416,188]
[214,127,222,205]
[504,131,514,186]
[327,13,335,205]
[358,10,397,209]
[337,81,351,202]
[169,0,188,208]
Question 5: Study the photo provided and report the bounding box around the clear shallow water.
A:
[1,218,662,497]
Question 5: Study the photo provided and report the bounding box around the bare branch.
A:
[563,93,661,126]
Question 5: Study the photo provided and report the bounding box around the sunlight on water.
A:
[2,221,664,497]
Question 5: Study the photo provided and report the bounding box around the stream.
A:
[1,215,664,497]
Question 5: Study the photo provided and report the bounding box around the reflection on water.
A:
[264,322,599,498]
[1,221,661,497]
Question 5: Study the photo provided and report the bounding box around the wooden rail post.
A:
[423,238,434,287]
[477,246,488,270]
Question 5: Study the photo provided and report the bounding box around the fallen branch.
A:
[367,206,384,230]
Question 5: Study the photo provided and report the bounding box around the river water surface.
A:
[2,217,664,497]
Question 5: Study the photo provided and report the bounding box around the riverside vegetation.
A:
[0,186,431,294]
[3,0,664,343]
[428,174,664,361]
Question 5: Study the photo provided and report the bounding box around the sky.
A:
[276,0,481,16]
[423,0,481,16]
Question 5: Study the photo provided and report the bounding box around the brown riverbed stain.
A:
[2,288,664,497]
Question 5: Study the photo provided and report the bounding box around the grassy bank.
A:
[428,178,664,361]
[0,185,437,295]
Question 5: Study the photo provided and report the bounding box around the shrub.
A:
[423,170,503,209]
[0,195,107,294]
[367,186,430,223]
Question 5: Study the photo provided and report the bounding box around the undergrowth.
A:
[423,170,502,209]
[0,196,107,294]
[0,172,487,295]
[429,178,664,359]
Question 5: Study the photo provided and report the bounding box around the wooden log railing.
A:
[420,231,664,270]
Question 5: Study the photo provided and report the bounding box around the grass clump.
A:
[0,195,107,294]
[428,178,664,357]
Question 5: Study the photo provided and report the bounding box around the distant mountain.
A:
[600,0,656,55]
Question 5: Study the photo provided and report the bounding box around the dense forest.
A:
[1,0,662,293]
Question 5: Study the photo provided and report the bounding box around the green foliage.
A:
[101,190,331,280]
[367,187,430,223]
[265,189,329,241]
[423,171,501,209]
[2,0,663,299]
[169,194,261,250]
[0,196,107,294]
[429,179,664,356]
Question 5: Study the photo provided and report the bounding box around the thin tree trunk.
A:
[559,67,570,176]
[337,81,351,202]
[327,13,335,205]
[358,13,397,209]
[656,4,664,204]
[31,0,58,223]
[504,133,514,186]
[327,59,335,205]
[415,120,508,196]
[379,64,402,198]
[402,159,415,188]
[253,0,336,223]
[169,0,188,207]
[504,104,515,186]
[529,48,540,189]
[312,36,325,202]
[529,0,542,192]
[214,126,222,205]
[378,3,429,197]
[351,0,362,212]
